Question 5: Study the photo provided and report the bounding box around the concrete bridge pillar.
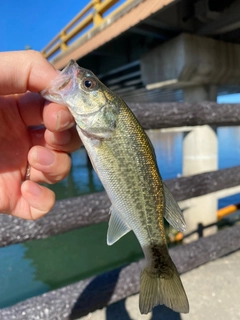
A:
[141,33,240,241]
[182,86,218,242]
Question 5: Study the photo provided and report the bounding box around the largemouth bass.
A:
[41,60,189,314]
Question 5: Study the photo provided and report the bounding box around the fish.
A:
[41,60,189,314]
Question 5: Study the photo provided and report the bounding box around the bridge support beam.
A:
[141,33,240,90]
[141,33,240,241]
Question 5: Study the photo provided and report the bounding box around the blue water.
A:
[218,127,240,207]
[1,125,240,309]
[0,245,49,307]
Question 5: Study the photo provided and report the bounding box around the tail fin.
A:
[139,265,189,314]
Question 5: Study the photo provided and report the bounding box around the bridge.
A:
[42,0,240,102]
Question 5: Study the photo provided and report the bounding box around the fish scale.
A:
[92,107,163,237]
[41,59,189,315]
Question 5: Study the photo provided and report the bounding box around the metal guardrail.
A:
[41,0,134,60]
[1,102,240,318]
[0,165,239,247]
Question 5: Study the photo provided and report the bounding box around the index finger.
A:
[0,50,58,95]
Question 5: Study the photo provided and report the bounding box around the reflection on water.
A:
[50,148,104,200]
[147,130,183,179]
[218,127,240,208]
[0,224,142,308]
[0,244,49,308]
[1,127,240,308]
[218,127,240,168]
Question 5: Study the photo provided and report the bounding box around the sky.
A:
[0,0,89,52]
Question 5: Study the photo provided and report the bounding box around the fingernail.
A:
[31,209,47,220]
[56,109,73,130]
[34,148,55,166]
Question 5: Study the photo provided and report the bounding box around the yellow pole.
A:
[92,0,103,26]
[60,31,68,51]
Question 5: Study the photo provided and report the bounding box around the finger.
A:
[29,127,82,153]
[43,102,75,132]
[44,127,82,152]
[0,50,58,94]
[21,181,55,220]
[16,93,75,129]
[17,92,44,126]
[28,146,71,184]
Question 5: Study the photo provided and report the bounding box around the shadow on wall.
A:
[69,264,181,320]
[69,267,122,319]
[106,302,181,320]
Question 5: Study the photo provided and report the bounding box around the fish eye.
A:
[81,77,97,91]
[84,80,92,88]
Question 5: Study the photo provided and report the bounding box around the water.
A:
[1,127,240,308]
[218,126,240,207]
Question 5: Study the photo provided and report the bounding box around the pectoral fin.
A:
[107,207,131,245]
[163,183,186,232]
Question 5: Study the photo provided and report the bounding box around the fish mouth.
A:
[62,59,78,72]
[59,60,80,82]
[51,60,80,93]
[41,60,80,103]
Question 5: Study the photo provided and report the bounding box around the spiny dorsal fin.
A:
[107,206,131,245]
[163,183,186,232]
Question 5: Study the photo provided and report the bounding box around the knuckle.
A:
[47,164,71,183]
[28,50,43,60]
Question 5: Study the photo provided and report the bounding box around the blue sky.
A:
[0,0,89,52]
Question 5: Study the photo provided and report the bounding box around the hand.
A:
[0,51,81,219]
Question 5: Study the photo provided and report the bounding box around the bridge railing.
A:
[1,101,240,319]
[42,0,132,60]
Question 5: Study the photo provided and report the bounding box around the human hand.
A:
[0,51,81,219]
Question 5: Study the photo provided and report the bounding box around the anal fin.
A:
[107,206,131,245]
[163,183,186,232]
